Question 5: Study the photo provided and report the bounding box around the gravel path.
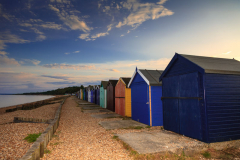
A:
[42,97,133,160]
[0,123,48,160]
[0,103,60,125]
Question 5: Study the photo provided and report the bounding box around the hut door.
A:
[163,72,201,140]
[131,82,150,125]
[179,72,201,140]
[162,75,179,133]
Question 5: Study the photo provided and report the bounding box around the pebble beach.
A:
[0,96,64,160]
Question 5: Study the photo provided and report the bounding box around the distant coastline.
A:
[0,95,56,109]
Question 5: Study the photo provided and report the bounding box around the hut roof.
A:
[101,81,108,89]
[128,68,163,87]
[159,53,240,81]
[120,77,131,87]
[108,80,118,87]
[180,54,240,74]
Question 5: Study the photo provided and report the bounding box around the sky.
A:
[0,0,240,93]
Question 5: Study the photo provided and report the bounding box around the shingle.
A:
[181,54,240,74]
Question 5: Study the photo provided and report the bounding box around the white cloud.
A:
[0,32,29,50]
[106,69,120,72]
[107,24,113,32]
[36,35,46,41]
[116,0,173,29]
[103,6,110,12]
[73,51,80,53]
[0,51,7,55]
[79,23,113,41]
[120,34,124,37]
[222,51,231,55]
[2,13,15,22]
[79,33,90,40]
[49,4,60,12]
[0,55,20,66]
[91,32,109,39]
[39,22,62,30]
[49,4,91,33]
[42,63,96,70]
[65,52,70,55]
[157,0,168,5]
[116,4,120,10]
[20,59,41,65]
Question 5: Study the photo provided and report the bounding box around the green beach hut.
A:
[100,81,108,108]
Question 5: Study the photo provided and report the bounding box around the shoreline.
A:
[0,95,66,115]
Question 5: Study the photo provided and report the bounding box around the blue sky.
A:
[0,0,240,93]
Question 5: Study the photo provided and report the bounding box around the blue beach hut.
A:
[128,68,163,126]
[84,87,88,101]
[91,86,96,103]
[95,85,100,105]
[88,86,92,102]
[159,53,240,143]
[82,88,85,100]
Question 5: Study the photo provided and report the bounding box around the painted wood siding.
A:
[100,87,105,108]
[97,89,100,105]
[151,86,163,126]
[131,73,150,125]
[107,84,115,112]
[105,90,107,108]
[91,90,95,103]
[88,90,91,102]
[125,88,131,117]
[115,80,125,116]
[205,73,240,142]
[83,89,85,100]
[162,72,204,140]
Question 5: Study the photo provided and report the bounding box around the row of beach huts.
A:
[76,53,240,143]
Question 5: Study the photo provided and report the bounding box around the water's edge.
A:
[0,95,55,108]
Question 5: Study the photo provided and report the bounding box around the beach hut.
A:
[159,53,240,143]
[80,88,82,99]
[91,86,96,103]
[128,68,163,126]
[82,88,85,100]
[84,87,88,101]
[88,86,92,102]
[107,80,118,112]
[100,81,108,108]
[77,91,80,98]
[115,77,131,117]
[95,85,100,105]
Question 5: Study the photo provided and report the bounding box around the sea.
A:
[0,95,55,108]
